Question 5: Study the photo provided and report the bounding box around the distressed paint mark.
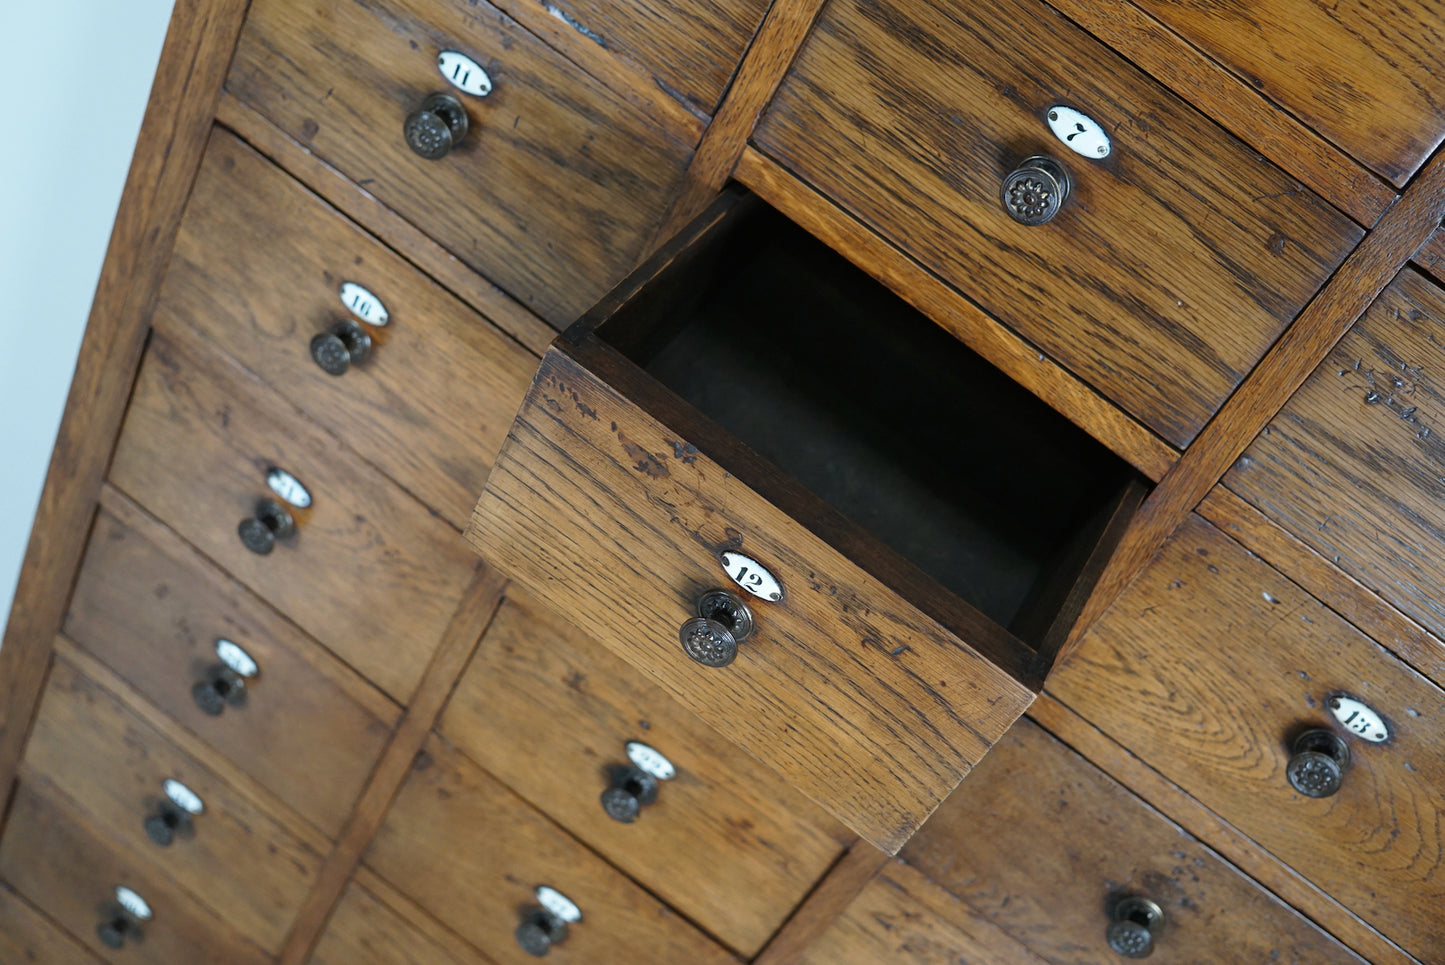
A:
[543,1,606,45]
[618,432,669,478]
[667,439,699,464]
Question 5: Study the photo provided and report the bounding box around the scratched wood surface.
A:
[901,717,1369,964]
[160,128,537,530]
[108,327,483,704]
[1048,514,1445,961]
[227,0,692,327]
[0,880,105,965]
[438,590,850,957]
[1226,268,1445,674]
[753,0,1362,448]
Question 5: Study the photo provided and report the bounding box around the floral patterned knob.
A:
[1107,895,1164,958]
[679,590,755,668]
[1287,728,1351,798]
[1000,155,1072,226]
[404,92,470,160]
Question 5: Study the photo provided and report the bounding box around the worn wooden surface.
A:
[751,843,892,965]
[1028,694,1419,965]
[734,149,1176,481]
[0,779,271,965]
[439,590,850,956]
[22,654,325,953]
[0,880,105,965]
[1047,0,1396,226]
[901,717,1369,963]
[0,0,250,837]
[64,492,397,839]
[108,327,481,703]
[310,880,495,965]
[1050,514,1445,961]
[364,733,739,965]
[754,0,1361,449]
[469,347,1035,853]
[1413,226,1445,281]
[159,128,536,529]
[275,563,506,965]
[1226,268,1445,678]
[228,0,692,327]
[1127,0,1445,186]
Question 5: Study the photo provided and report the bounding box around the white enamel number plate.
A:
[215,639,259,678]
[626,741,676,781]
[1047,105,1110,159]
[438,51,492,97]
[1329,695,1389,742]
[163,779,205,815]
[115,886,153,921]
[266,468,312,509]
[339,282,389,326]
[720,551,783,601]
[536,886,582,923]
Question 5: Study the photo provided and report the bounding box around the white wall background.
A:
[0,1,177,643]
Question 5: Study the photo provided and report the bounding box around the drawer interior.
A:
[589,189,1144,679]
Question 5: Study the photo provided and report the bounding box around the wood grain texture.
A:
[751,842,891,965]
[1049,514,1445,962]
[1200,485,1445,689]
[0,779,271,965]
[0,0,249,837]
[1071,146,1445,648]
[901,717,1369,964]
[310,880,495,965]
[734,149,1177,481]
[275,563,506,965]
[1027,694,1420,965]
[216,93,555,357]
[159,128,537,529]
[365,732,738,965]
[108,327,482,703]
[1413,225,1445,281]
[754,0,1362,449]
[1125,0,1445,186]
[1225,268,1445,680]
[438,590,850,957]
[227,0,692,327]
[468,347,1035,853]
[0,880,105,965]
[1046,0,1396,226]
[22,654,326,954]
[653,0,830,242]
[65,493,397,840]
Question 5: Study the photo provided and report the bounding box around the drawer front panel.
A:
[108,327,481,702]
[0,881,105,965]
[311,883,491,965]
[227,0,691,327]
[1227,268,1445,655]
[898,718,1366,963]
[364,734,736,965]
[468,347,1035,854]
[438,590,849,956]
[0,780,269,965]
[161,129,536,530]
[22,656,325,954]
[1049,514,1445,959]
[64,503,395,839]
[754,0,1362,448]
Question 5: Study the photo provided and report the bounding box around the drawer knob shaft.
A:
[1000,155,1072,226]
[143,799,193,847]
[679,589,755,668]
[515,907,569,957]
[237,497,296,556]
[192,664,248,716]
[96,912,142,950]
[310,320,372,376]
[600,765,660,823]
[404,92,470,160]
[1106,895,1164,958]
[1287,728,1351,798]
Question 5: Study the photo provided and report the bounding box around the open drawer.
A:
[467,188,1145,852]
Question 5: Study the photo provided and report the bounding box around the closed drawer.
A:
[1226,267,1445,660]
[1049,513,1445,961]
[311,880,492,965]
[20,652,326,955]
[0,880,104,965]
[0,779,270,965]
[64,498,397,840]
[753,0,1362,448]
[160,128,536,530]
[895,719,1366,963]
[437,588,851,957]
[469,190,1144,853]
[364,733,737,965]
[227,0,692,327]
[108,325,482,703]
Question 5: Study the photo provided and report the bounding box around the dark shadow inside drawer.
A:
[575,187,1145,684]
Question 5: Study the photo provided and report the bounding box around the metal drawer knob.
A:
[404,92,469,160]
[515,907,569,957]
[143,799,193,847]
[237,497,295,555]
[679,589,755,668]
[192,664,247,716]
[96,914,137,950]
[310,320,372,376]
[97,888,151,949]
[1107,895,1164,958]
[1000,155,1072,226]
[600,765,660,823]
[1287,728,1351,798]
